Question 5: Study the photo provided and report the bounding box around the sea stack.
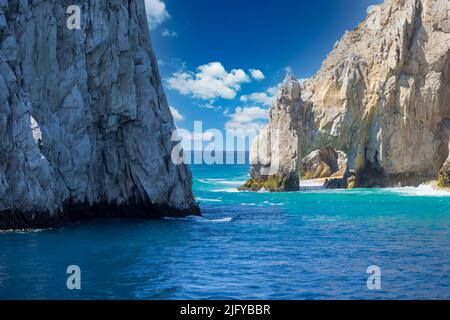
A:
[241,75,303,192]
[245,0,450,191]
[0,0,199,230]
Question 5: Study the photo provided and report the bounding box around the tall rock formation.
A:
[243,76,303,191]
[247,0,450,190]
[0,0,199,229]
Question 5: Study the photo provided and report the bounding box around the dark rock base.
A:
[240,175,299,192]
[0,200,201,231]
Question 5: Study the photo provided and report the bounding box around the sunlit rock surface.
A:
[248,0,450,190]
[0,0,199,229]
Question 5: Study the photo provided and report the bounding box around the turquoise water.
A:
[0,163,449,299]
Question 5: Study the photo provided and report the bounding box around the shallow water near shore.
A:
[0,163,449,299]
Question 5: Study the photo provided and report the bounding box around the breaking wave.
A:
[164,215,234,223]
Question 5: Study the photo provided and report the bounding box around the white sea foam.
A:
[209,217,234,222]
[196,197,223,202]
[298,180,450,197]
[385,184,450,197]
[300,180,325,187]
[210,188,240,193]
[262,201,284,206]
[198,178,244,186]
[0,228,50,234]
[164,215,233,223]
[240,201,284,207]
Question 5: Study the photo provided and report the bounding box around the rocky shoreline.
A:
[0,201,201,231]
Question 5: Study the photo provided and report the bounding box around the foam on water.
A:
[164,215,234,223]
[385,184,450,197]
[210,188,240,193]
[196,197,223,203]
[198,178,245,186]
[240,201,284,207]
[300,180,325,187]
[0,228,49,234]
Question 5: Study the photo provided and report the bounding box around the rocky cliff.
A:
[0,0,199,229]
[247,0,450,191]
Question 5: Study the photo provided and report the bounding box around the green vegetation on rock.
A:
[438,161,450,188]
[240,176,288,192]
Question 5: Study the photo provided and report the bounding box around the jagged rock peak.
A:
[280,74,301,95]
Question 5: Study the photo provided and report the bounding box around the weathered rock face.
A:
[248,0,450,190]
[301,147,348,179]
[242,75,303,191]
[438,142,450,187]
[438,160,450,187]
[0,0,199,229]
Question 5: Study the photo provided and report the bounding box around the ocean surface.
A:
[0,162,449,299]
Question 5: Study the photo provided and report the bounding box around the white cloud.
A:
[240,92,274,106]
[200,103,222,111]
[166,62,251,100]
[145,0,170,29]
[161,29,178,37]
[266,84,282,96]
[169,106,184,121]
[225,106,269,132]
[240,83,282,107]
[284,66,293,74]
[157,59,165,67]
[249,69,265,81]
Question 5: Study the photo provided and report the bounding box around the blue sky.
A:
[146,0,382,150]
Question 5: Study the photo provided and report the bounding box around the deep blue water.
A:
[0,163,449,299]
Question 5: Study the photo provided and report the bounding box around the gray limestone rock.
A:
[0,0,199,229]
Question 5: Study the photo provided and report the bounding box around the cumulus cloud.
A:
[161,29,178,37]
[249,69,265,81]
[145,0,170,29]
[240,83,281,107]
[240,92,274,106]
[166,62,251,100]
[200,103,222,111]
[225,106,269,132]
[169,106,184,121]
